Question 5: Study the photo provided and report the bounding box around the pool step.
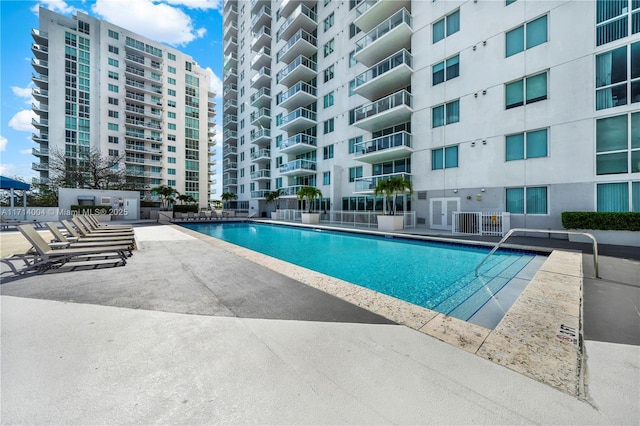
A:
[433,254,533,320]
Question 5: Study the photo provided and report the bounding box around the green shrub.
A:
[172,204,199,213]
[562,212,640,231]
[70,205,112,215]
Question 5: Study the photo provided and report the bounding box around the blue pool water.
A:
[182,222,537,322]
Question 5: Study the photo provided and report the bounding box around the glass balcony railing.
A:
[351,49,412,90]
[276,29,316,62]
[276,81,317,105]
[250,149,271,160]
[279,159,317,173]
[277,3,317,40]
[251,169,271,179]
[355,131,412,156]
[277,107,317,127]
[351,90,412,124]
[355,0,379,17]
[250,108,271,123]
[276,55,317,84]
[279,185,305,196]
[354,8,412,54]
[280,133,317,150]
[250,128,271,141]
[250,87,271,104]
[354,172,411,192]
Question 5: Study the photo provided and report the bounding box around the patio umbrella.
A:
[0,176,31,219]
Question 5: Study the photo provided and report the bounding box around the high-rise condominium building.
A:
[223,0,639,229]
[32,7,217,207]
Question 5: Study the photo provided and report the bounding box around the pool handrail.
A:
[474,228,599,279]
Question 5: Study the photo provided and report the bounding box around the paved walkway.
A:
[1,223,638,424]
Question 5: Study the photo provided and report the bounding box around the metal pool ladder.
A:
[474,228,600,278]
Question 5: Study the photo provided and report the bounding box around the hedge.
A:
[70,205,112,215]
[561,212,640,231]
[172,204,199,213]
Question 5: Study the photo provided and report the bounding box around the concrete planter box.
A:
[271,212,278,220]
[568,229,639,247]
[377,215,404,231]
[301,213,320,224]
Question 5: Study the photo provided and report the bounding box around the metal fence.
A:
[452,211,511,236]
[274,209,416,228]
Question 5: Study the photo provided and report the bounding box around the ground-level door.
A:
[430,197,460,230]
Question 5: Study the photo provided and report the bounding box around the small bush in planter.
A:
[561,212,640,231]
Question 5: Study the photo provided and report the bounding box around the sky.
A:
[0,0,224,195]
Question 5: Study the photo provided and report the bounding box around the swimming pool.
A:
[183,222,539,324]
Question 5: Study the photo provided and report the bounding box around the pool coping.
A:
[175,222,584,397]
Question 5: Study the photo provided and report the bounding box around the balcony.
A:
[31,117,48,130]
[276,81,317,110]
[223,146,238,157]
[32,162,49,171]
[251,5,271,31]
[277,107,317,133]
[223,129,238,142]
[250,66,271,89]
[32,88,48,102]
[224,52,238,70]
[223,115,238,130]
[278,0,316,20]
[250,108,271,129]
[351,90,413,132]
[351,49,413,100]
[223,84,238,99]
[125,91,163,108]
[251,26,272,51]
[276,55,317,87]
[354,131,413,163]
[32,102,48,116]
[224,68,238,85]
[250,149,271,163]
[31,43,48,60]
[223,3,237,25]
[277,3,317,41]
[223,177,238,186]
[32,147,49,157]
[279,185,305,197]
[250,87,272,108]
[251,169,271,180]
[250,128,271,146]
[32,133,48,143]
[223,161,238,171]
[277,29,317,64]
[355,0,411,33]
[224,36,237,55]
[32,177,50,186]
[32,72,48,88]
[279,159,317,176]
[279,133,317,155]
[125,78,163,96]
[354,8,413,67]
[126,144,163,154]
[251,46,272,70]
[31,58,48,74]
[251,189,271,199]
[223,99,238,114]
[354,172,411,193]
[225,20,238,40]
[31,28,48,44]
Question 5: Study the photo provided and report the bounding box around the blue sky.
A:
[0,0,224,194]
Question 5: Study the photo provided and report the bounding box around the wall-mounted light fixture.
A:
[482,139,487,145]
[481,188,485,192]
[453,189,458,193]
[482,90,487,95]
[471,141,476,147]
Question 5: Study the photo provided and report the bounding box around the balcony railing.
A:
[280,133,317,150]
[250,149,271,160]
[351,49,412,91]
[277,29,316,62]
[276,55,317,85]
[279,158,317,173]
[355,8,412,53]
[276,81,317,105]
[250,128,271,142]
[354,172,411,192]
[277,3,317,40]
[251,169,271,179]
[355,131,412,156]
[351,90,413,124]
[277,107,317,126]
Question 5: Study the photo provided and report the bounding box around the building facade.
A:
[32,7,217,207]
[223,0,639,228]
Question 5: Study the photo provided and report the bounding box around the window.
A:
[324,65,335,83]
[108,58,119,67]
[506,129,548,161]
[431,146,459,170]
[168,168,176,175]
[505,72,547,109]
[349,136,362,154]
[168,112,176,119]
[168,123,176,130]
[324,39,335,57]
[596,42,640,110]
[506,187,548,214]
[108,45,119,54]
[168,100,176,107]
[432,100,460,127]
[324,118,335,134]
[349,50,357,67]
[108,110,118,118]
[108,71,118,80]
[323,171,331,185]
[433,10,460,43]
[108,97,118,105]
[168,77,176,85]
[323,144,334,159]
[108,149,119,157]
[185,61,192,72]
[349,166,363,182]
[506,0,518,5]
[349,23,361,39]
[324,13,334,32]
[597,182,640,212]
[167,179,176,186]
[323,92,334,108]
[108,29,119,40]
[108,123,118,131]
[432,55,460,85]
[108,136,119,144]
[596,0,640,46]
[168,135,176,141]
[168,66,176,74]
[168,157,176,164]
[506,15,547,57]
[596,112,640,175]
[168,89,176,96]
[168,146,176,152]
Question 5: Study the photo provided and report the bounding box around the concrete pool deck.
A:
[1,223,638,424]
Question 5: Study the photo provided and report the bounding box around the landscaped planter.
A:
[377,215,404,231]
[301,212,320,224]
[567,229,639,247]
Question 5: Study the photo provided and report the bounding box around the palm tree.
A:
[265,189,282,210]
[374,176,412,215]
[151,184,176,211]
[297,186,323,213]
[220,192,238,209]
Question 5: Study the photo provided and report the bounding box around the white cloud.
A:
[19,149,34,155]
[31,0,78,15]
[12,86,34,105]
[163,0,222,10]
[206,67,222,98]
[0,136,7,152]
[8,110,37,132]
[92,0,206,46]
